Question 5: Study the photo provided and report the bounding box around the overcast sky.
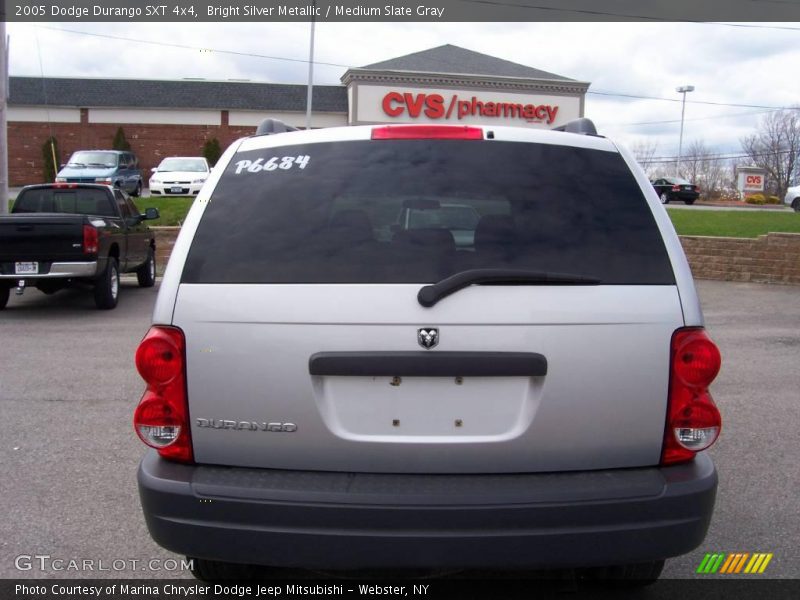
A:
[7,21,800,166]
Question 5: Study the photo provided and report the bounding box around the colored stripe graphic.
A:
[745,553,774,574]
[697,553,726,573]
[698,552,773,574]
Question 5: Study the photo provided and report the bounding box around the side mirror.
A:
[59,164,66,169]
[144,208,160,221]
[151,167,158,173]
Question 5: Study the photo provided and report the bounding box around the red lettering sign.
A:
[381,91,560,124]
[746,175,762,185]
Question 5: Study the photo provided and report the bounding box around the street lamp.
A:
[676,85,695,177]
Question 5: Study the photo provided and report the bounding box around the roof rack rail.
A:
[255,118,299,136]
[552,118,598,136]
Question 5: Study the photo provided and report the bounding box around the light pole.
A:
[675,85,694,177]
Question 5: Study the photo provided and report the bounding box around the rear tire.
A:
[581,559,665,588]
[94,258,119,310]
[137,248,156,287]
[660,192,670,205]
[0,286,9,310]
[188,558,263,581]
[792,198,800,212]
[685,199,695,205]
[132,180,142,197]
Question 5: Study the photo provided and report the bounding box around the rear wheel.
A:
[660,192,670,205]
[0,286,9,310]
[685,199,695,205]
[132,180,142,197]
[137,248,156,287]
[792,198,800,212]
[94,258,119,310]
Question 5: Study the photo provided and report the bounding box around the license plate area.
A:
[15,262,38,275]
[316,376,540,441]
[170,186,184,194]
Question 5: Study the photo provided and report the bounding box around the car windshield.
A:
[183,140,675,285]
[158,158,208,172]
[13,188,116,216]
[68,152,118,168]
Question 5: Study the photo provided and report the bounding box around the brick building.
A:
[7,45,589,185]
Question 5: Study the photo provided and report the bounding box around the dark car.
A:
[0,183,159,310]
[651,177,700,205]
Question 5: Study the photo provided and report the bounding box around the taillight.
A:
[661,327,722,465]
[371,125,483,140]
[82,225,99,254]
[672,184,681,192]
[133,326,193,463]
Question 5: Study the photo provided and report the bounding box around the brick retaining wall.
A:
[150,228,800,285]
[680,233,800,285]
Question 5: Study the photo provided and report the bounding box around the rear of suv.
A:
[134,120,722,583]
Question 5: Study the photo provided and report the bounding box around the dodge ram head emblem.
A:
[418,328,439,349]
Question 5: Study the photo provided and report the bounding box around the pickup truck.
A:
[0,183,160,310]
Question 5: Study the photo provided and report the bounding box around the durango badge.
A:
[417,328,439,349]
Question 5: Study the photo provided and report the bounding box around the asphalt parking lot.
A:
[0,279,798,582]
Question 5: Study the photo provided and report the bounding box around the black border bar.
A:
[4,1,800,22]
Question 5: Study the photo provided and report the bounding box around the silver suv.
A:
[134,120,722,583]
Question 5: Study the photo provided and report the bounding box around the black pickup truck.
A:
[0,183,160,310]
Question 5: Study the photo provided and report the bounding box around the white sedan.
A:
[149,157,210,196]
[785,185,800,212]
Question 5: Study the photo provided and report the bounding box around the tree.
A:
[41,136,60,182]
[203,138,222,166]
[681,140,725,198]
[630,140,660,180]
[740,108,800,198]
[112,127,131,151]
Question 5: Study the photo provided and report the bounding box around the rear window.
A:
[13,188,116,217]
[182,140,674,285]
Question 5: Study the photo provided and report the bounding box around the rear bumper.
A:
[0,261,99,280]
[138,451,717,569]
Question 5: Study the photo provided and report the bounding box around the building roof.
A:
[358,44,575,81]
[9,77,348,112]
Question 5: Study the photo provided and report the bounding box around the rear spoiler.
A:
[255,118,299,136]
[552,118,599,136]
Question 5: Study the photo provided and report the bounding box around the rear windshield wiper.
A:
[418,269,601,307]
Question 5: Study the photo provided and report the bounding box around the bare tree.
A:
[681,140,726,198]
[630,140,660,180]
[740,108,800,198]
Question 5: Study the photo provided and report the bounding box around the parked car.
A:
[134,119,722,584]
[651,177,700,205]
[56,150,143,197]
[784,185,800,212]
[0,183,159,310]
[149,157,210,196]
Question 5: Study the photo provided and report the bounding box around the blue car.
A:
[56,150,143,197]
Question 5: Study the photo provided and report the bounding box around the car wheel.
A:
[660,192,670,205]
[94,258,120,310]
[137,248,156,288]
[581,559,665,588]
[792,198,800,212]
[0,286,9,310]
[188,558,264,581]
[132,181,142,197]
[685,199,695,205]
